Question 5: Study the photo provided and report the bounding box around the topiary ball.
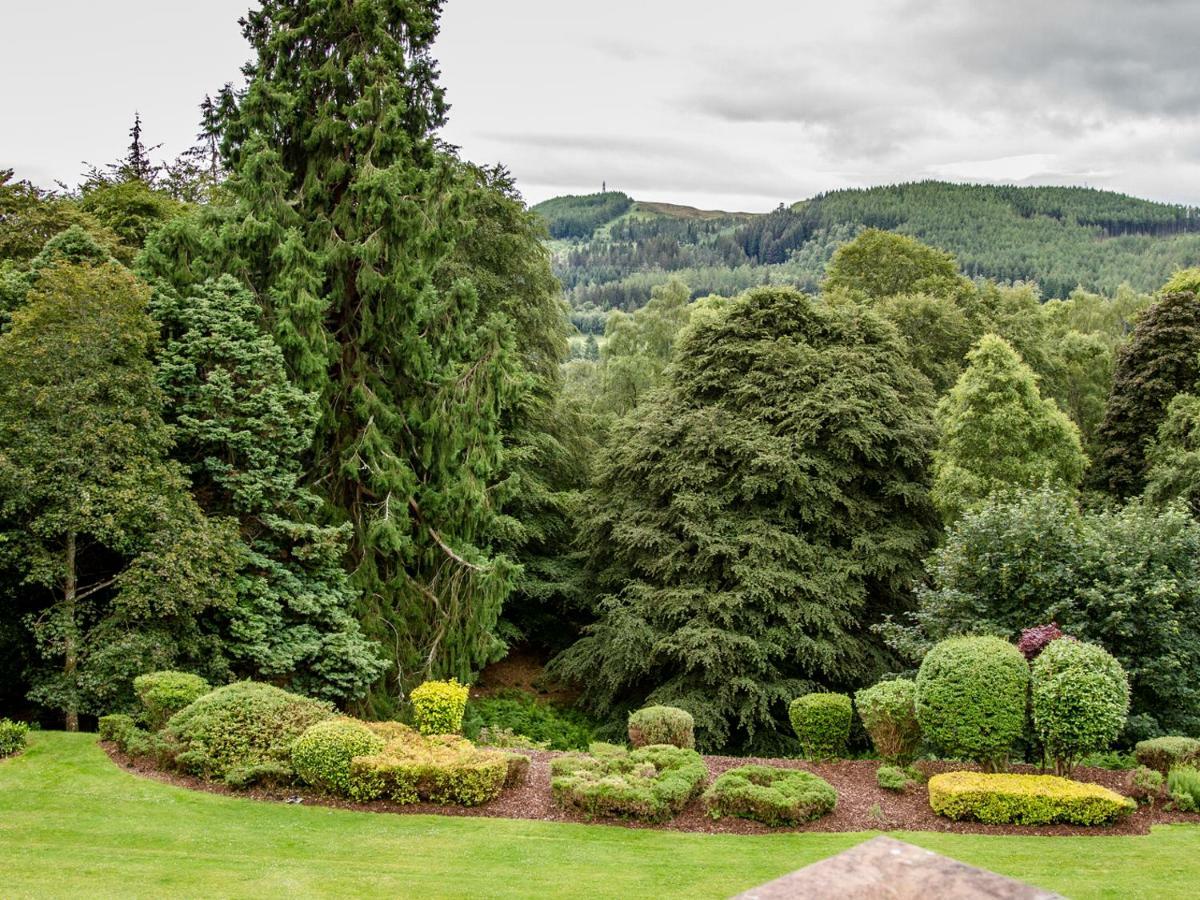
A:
[627,706,695,749]
[915,636,1028,770]
[292,717,386,796]
[789,693,852,759]
[409,679,470,735]
[855,678,921,763]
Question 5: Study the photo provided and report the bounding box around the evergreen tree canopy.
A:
[932,335,1086,520]
[1145,390,1200,516]
[1094,290,1200,498]
[552,286,939,751]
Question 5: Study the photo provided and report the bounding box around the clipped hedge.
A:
[628,706,694,750]
[1134,736,1200,776]
[916,636,1028,770]
[163,681,334,786]
[348,731,510,806]
[929,771,1136,826]
[550,744,707,822]
[855,679,920,763]
[789,693,852,760]
[292,718,386,796]
[0,718,29,757]
[410,679,470,735]
[133,671,211,731]
[702,765,836,826]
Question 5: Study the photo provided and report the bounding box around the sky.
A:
[5,0,1200,212]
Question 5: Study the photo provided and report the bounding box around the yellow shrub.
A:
[347,731,508,806]
[409,679,470,735]
[929,771,1135,826]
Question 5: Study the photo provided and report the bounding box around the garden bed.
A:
[101,741,1198,837]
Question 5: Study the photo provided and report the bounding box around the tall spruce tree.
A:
[552,286,940,751]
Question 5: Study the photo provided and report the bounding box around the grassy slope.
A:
[0,733,1196,899]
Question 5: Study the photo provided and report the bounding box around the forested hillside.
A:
[538,182,1200,320]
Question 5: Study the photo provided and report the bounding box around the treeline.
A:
[533,191,633,239]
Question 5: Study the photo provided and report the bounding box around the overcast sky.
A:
[6,0,1200,212]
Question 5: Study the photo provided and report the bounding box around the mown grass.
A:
[0,732,1196,898]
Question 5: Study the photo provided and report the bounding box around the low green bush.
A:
[502,752,531,788]
[916,636,1028,771]
[292,718,386,796]
[627,706,694,750]
[475,726,548,750]
[702,765,836,826]
[1168,766,1200,813]
[0,718,29,757]
[409,679,470,735]
[163,681,334,786]
[855,679,921,763]
[789,693,852,760]
[550,744,707,822]
[876,765,912,792]
[1031,639,1129,776]
[1078,750,1137,771]
[98,714,139,746]
[1129,766,1164,804]
[132,671,211,731]
[348,731,510,806]
[462,691,594,750]
[929,771,1136,825]
[1135,736,1200,776]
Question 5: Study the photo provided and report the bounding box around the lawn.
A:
[0,733,1196,899]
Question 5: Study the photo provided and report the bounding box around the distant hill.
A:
[533,182,1200,315]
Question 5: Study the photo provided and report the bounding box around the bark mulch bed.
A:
[102,742,1198,837]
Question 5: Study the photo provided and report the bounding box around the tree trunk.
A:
[63,532,79,733]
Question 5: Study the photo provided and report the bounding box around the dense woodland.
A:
[4,0,1200,756]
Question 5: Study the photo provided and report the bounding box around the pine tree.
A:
[552,286,940,751]
[932,335,1086,521]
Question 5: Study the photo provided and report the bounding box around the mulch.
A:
[101,742,1198,837]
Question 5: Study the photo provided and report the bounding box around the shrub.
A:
[628,706,695,750]
[1017,623,1064,661]
[1135,736,1200,776]
[348,733,510,806]
[1129,766,1164,804]
[409,679,470,735]
[876,765,912,792]
[133,671,211,731]
[291,718,386,796]
[855,679,921,762]
[1031,639,1130,776]
[163,681,334,785]
[703,765,837,826]
[929,771,1136,825]
[1167,766,1200,813]
[0,718,29,757]
[550,744,707,822]
[915,636,1028,770]
[502,752,531,788]
[463,691,594,750]
[789,693,852,760]
[98,713,139,746]
[476,726,548,750]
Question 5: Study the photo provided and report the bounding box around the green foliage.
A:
[628,706,695,750]
[1167,766,1200,812]
[1031,640,1130,776]
[96,713,160,757]
[409,680,470,735]
[824,228,965,300]
[915,637,1028,770]
[873,292,975,395]
[1094,290,1200,497]
[550,744,707,822]
[78,180,183,259]
[1135,737,1200,776]
[133,671,211,731]
[0,718,28,757]
[876,765,912,792]
[532,192,633,239]
[291,718,386,797]
[1129,766,1164,804]
[928,771,1136,825]
[932,335,1086,520]
[474,727,547,750]
[854,679,921,763]
[462,691,594,751]
[553,286,939,752]
[1145,390,1200,515]
[887,487,1200,739]
[703,765,837,826]
[163,682,333,785]
[347,729,509,806]
[789,694,852,760]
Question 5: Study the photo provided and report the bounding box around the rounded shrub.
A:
[133,670,211,731]
[703,765,837,826]
[0,718,29,758]
[550,744,707,822]
[854,678,920,762]
[1031,639,1130,776]
[627,705,695,749]
[292,718,386,796]
[876,765,912,792]
[789,693,852,759]
[1134,736,1200,776]
[164,681,334,785]
[409,679,470,735]
[915,636,1028,770]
